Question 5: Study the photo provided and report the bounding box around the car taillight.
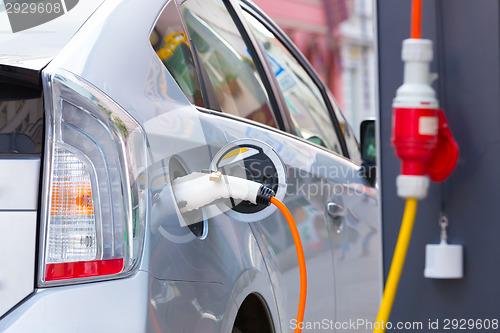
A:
[39,70,147,285]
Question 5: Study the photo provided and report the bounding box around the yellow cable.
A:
[374,198,418,333]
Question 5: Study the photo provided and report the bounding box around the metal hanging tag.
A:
[439,215,448,243]
[424,215,463,279]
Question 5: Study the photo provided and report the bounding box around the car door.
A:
[172,0,338,330]
[155,0,381,330]
[240,4,382,331]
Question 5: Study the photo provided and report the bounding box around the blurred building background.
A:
[252,0,376,138]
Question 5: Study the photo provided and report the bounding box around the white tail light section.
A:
[40,70,147,285]
[48,146,97,263]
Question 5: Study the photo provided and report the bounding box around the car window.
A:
[179,0,278,128]
[0,95,43,154]
[243,11,343,154]
[150,1,204,107]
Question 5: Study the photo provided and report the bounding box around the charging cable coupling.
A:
[172,171,275,214]
[392,38,459,199]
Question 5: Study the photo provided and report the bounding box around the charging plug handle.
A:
[172,171,275,213]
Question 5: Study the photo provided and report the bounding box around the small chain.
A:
[439,216,448,243]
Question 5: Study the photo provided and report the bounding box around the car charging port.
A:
[170,139,307,333]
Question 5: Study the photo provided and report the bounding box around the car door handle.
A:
[327,202,344,218]
[326,202,345,233]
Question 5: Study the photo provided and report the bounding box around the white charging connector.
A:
[171,171,274,213]
[172,170,307,331]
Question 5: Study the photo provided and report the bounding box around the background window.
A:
[244,12,342,154]
[180,0,277,128]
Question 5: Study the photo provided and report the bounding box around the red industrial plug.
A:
[426,110,459,182]
[392,39,458,199]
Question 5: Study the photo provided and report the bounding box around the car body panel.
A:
[210,112,382,331]
[0,158,40,318]
[0,271,149,332]
[0,159,39,210]
[0,0,381,331]
[0,211,37,319]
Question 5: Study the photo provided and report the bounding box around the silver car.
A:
[0,0,381,332]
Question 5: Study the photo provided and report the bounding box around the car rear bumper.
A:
[0,271,149,333]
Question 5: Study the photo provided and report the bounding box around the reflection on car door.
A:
[242,6,382,330]
[178,0,338,329]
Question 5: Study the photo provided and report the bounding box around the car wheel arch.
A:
[232,292,275,333]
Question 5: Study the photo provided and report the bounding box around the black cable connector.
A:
[256,185,275,206]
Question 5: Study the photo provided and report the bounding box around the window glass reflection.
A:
[181,0,277,128]
[244,12,342,153]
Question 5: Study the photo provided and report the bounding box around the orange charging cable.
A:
[270,196,307,333]
[411,0,422,39]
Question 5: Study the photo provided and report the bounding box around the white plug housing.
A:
[393,38,439,110]
[396,175,430,199]
[424,241,463,279]
[172,172,262,213]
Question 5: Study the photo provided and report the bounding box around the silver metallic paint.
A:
[0,0,382,331]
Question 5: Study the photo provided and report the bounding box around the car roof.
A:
[0,0,260,72]
[0,0,104,70]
